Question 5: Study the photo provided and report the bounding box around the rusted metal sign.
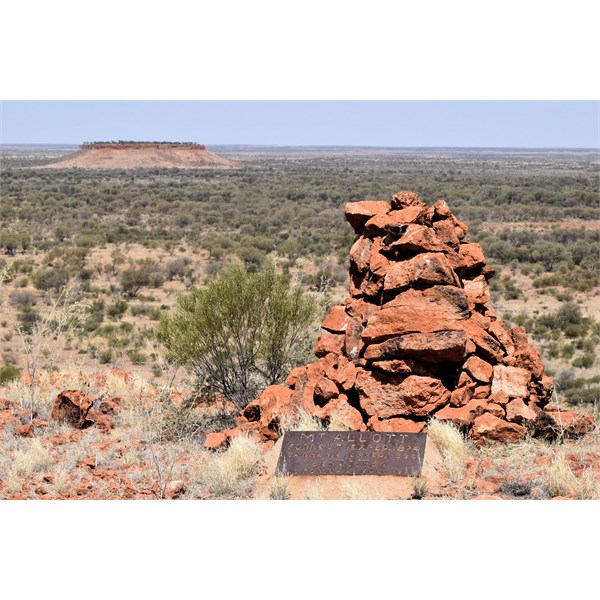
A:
[275,431,427,477]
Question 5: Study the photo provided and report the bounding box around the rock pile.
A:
[207,191,595,448]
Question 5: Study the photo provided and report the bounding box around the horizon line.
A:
[1,143,598,151]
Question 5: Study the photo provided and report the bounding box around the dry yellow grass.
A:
[547,454,575,497]
[341,478,385,500]
[411,477,428,499]
[304,480,325,500]
[576,468,598,500]
[428,418,468,485]
[269,476,290,500]
[13,439,51,477]
[279,409,326,433]
[201,434,263,498]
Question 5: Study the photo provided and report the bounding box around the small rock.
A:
[164,480,186,499]
[15,423,34,437]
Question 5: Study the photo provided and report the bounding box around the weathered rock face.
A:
[208,191,595,448]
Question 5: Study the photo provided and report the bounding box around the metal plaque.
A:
[275,431,427,477]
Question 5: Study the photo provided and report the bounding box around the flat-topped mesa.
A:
[206,191,595,450]
[43,141,237,169]
[81,142,207,150]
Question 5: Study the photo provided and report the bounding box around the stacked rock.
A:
[206,191,595,448]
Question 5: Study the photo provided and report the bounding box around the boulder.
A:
[383,253,459,292]
[362,286,469,343]
[345,200,390,233]
[505,398,537,425]
[356,371,449,418]
[469,414,527,445]
[491,365,530,399]
[52,390,93,428]
[364,330,467,363]
[463,356,493,383]
[86,409,115,432]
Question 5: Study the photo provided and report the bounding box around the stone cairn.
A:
[205,191,595,449]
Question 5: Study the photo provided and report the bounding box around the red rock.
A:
[369,237,391,276]
[321,305,352,333]
[391,191,427,210]
[86,409,115,432]
[432,219,461,249]
[362,286,469,343]
[369,358,433,376]
[51,390,93,428]
[469,414,527,445]
[286,365,307,387]
[364,330,467,363]
[491,365,530,399]
[349,268,383,299]
[349,237,373,273]
[0,410,19,431]
[383,253,459,292]
[345,200,390,233]
[388,224,448,253]
[164,480,186,500]
[463,276,490,307]
[452,243,486,274]
[463,318,506,362]
[321,395,365,430]
[204,431,229,450]
[463,355,493,382]
[506,398,537,425]
[0,398,13,410]
[110,369,132,383]
[436,398,505,428]
[253,385,295,428]
[325,357,358,391]
[472,384,491,399]
[510,327,545,379]
[363,206,427,235]
[344,298,381,323]
[369,416,426,433]
[315,331,345,357]
[356,371,449,418]
[548,411,596,438]
[314,377,339,403]
[344,317,364,361]
[489,321,515,355]
[15,423,34,437]
[99,398,118,415]
[449,385,475,407]
[457,371,474,388]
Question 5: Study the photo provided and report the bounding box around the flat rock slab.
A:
[276,431,427,476]
[257,434,445,500]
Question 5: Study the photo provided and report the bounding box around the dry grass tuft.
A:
[201,434,262,498]
[428,418,468,485]
[411,477,428,499]
[279,409,326,433]
[13,439,51,477]
[341,478,385,500]
[576,468,598,500]
[547,454,576,497]
[304,480,325,500]
[269,476,290,500]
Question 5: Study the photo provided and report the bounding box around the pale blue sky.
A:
[1,101,598,148]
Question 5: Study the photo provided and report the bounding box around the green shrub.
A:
[157,261,318,410]
[0,365,20,384]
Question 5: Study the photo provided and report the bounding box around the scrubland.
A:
[0,146,598,499]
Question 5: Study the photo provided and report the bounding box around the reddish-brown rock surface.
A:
[207,191,595,448]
